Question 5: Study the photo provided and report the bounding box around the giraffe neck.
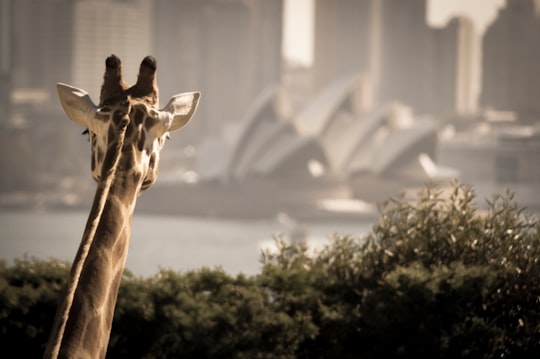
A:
[44,123,141,359]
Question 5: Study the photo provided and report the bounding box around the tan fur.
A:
[44,55,199,359]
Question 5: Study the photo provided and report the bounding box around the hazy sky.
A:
[283,0,507,66]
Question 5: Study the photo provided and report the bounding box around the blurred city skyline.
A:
[0,0,530,123]
[1,0,539,218]
[0,0,517,125]
[283,0,506,66]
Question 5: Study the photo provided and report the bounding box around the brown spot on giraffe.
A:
[44,55,200,359]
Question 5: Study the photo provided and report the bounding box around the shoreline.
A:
[2,178,539,222]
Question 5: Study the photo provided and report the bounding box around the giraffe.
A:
[43,55,200,359]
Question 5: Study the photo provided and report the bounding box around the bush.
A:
[258,182,540,358]
[0,258,70,357]
[1,182,539,358]
[110,268,315,358]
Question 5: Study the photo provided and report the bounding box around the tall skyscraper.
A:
[377,0,431,112]
[427,16,478,115]
[0,0,12,117]
[453,17,478,115]
[72,0,154,100]
[154,0,283,137]
[311,0,479,116]
[481,0,540,120]
[312,0,374,92]
[8,0,74,109]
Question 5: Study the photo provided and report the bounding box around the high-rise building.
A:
[481,0,540,120]
[8,0,74,108]
[311,0,479,116]
[377,0,431,112]
[72,0,154,100]
[154,0,283,137]
[4,0,283,137]
[427,16,478,115]
[312,0,374,92]
[0,0,12,116]
[453,17,479,115]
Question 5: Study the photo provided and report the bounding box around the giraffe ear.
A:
[160,92,201,131]
[57,83,98,127]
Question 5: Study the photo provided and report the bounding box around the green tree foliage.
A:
[259,182,540,358]
[1,182,539,358]
[109,268,314,358]
[0,258,70,356]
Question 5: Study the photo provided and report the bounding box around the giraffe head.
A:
[57,55,200,193]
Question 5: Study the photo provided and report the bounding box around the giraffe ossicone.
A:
[44,55,200,359]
